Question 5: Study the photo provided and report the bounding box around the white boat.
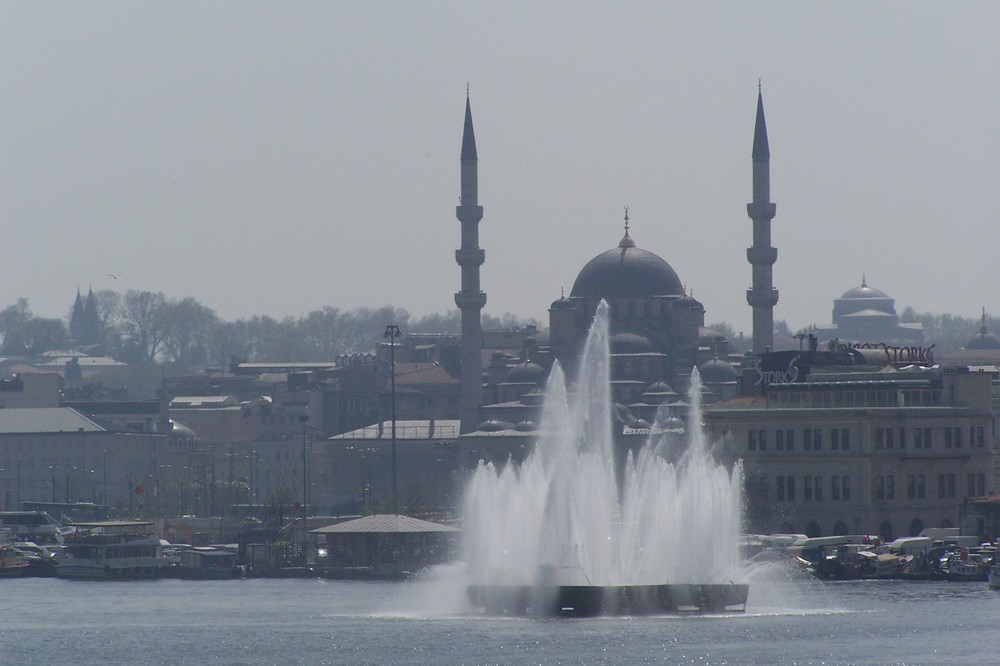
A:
[58,521,167,580]
[0,511,65,553]
[989,563,1000,590]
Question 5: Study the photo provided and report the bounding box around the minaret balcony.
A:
[746,203,776,220]
[746,288,779,307]
[455,205,484,222]
[455,248,486,266]
[746,247,778,265]
[455,291,487,309]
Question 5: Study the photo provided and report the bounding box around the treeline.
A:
[0,291,540,365]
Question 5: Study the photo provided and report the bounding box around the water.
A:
[462,301,743,588]
[1,574,997,665]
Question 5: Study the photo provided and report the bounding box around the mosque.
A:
[454,90,779,433]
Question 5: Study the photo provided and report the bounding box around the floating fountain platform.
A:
[468,583,749,617]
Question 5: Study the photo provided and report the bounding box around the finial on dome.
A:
[619,205,636,248]
[861,273,867,288]
[561,287,565,299]
[981,307,989,335]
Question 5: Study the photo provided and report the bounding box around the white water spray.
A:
[462,301,744,587]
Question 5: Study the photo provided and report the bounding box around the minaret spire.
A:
[746,85,779,354]
[455,91,486,433]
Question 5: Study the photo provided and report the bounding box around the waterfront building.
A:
[704,347,996,540]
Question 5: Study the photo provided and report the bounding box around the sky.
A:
[2,2,998,338]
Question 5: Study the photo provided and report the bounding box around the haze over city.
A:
[2,3,997,337]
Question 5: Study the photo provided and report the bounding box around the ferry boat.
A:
[58,521,167,580]
[0,511,65,553]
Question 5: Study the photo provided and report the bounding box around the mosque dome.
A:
[698,357,739,383]
[570,230,683,299]
[699,326,731,349]
[968,312,1000,350]
[676,292,704,310]
[503,360,546,385]
[610,331,656,354]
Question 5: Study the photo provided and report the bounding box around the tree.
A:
[0,298,32,345]
[2,317,70,355]
[161,297,220,365]
[118,290,171,362]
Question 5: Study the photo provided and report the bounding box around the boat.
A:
[58,521,168,580]
[989,563,1000,590]
[0,530,30,578]
[0,511,65,554]
[14,541,59,577]
[171,546,241,579]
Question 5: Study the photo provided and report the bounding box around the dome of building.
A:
[676,291,704,310]
[968,312,1000,350]
[698,357,739,383]
[503,360,546,385]
[840,282,890,300]
[514,420,538,432]
[641,381,679,404]
[570,231,683,299]
[550,295,575,311]
[610,331,656,354]
[168,419,198,443]
[699,326,731,349]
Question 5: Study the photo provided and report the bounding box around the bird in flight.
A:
[108,273,122,280]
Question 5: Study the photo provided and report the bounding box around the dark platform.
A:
[468,583,750,617]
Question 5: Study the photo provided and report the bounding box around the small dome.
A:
[968,315,1000,350]
[676,292,704,310]
[503,360,546,385]
[570,234,683,299]
[514,420,537,432]
[698,358,739,383]
[641,381,679,405]
[169,419,197,442]
[610,331,655,354]
[699,326,730,349]
[477,419,516,432]
[550,296,575,311]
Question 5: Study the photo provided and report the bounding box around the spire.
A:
[752,86,770,161]
[461,89,478,162]
[861,273,867,288]
[618,206,635,248]
[981,307,989,336]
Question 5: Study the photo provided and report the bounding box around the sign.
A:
[754,355,800,387]
[851,342,935,365]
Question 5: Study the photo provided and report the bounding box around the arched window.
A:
[805,521,821,538]
[879,521,894,542]
[909,518,924,537]
[832,521,849,536]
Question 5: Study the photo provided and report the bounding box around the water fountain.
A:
[462,302,748,616]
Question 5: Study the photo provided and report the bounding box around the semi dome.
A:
[610,331,655,354]
[570,231,683,299]
[968,312,1000,350]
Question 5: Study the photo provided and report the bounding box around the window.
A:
[938,474,946,497]
[842,428,850,450]
[776,430,784,451]
[968,473,976,498]
[924,428,933,448]
[875,476,884,500]
[907,475,915,500]
[805,476,813,501]
[916,474,925,499]
[786,429,795,451]
[776,476,785,501]
[886,476,894,500]
[804,429,813,451]
[978,473,986,496]
[975,426,985,447]
[885,428,894,450]
[947,474,956,498]
[749,431,757,451]
[832,429,840,450]
[914,428,923,448]
[787,476,796,501]
[955,428,962,448]
[758,430,767,452]
[842,476,851,501]
[832,475,840,500]
[813,429,822,451]
[875,428,884,450]
[814,476,823,501]
[945,428,953,448]
[899,427,906,450]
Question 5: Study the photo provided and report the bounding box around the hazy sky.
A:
[2,2,998,337]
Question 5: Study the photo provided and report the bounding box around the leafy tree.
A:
[2,317,70,355]
[0,298,32,344]
[118,290,171,362]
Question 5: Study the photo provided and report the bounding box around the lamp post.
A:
[384,324,401,513]
[49,465,58,503]
[298,414,309,566]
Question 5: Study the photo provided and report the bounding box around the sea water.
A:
[0,574,996,665]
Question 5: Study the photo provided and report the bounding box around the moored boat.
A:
[58,521,167,580]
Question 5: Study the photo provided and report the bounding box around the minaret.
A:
[455,91,486,433]
[746,85,778,354]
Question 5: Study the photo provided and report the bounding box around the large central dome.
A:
[570,231,683,298]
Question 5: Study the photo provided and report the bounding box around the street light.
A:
[299,414,309,566]
[384,324,401,514]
